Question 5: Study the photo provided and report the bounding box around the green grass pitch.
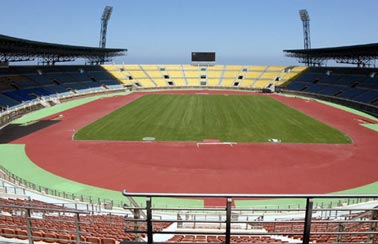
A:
[75,94,351,143]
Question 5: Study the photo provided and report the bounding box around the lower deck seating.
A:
[167,235,288,243]
[284,67,378,106]
[263,215,378,243]
[0,197,171,243]
[0,65,123,109]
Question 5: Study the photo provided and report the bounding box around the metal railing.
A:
[1,163,375,213]
[0,202,89,244]
[0,166,127,209]
[0,199,132,244]
[122,192,378,244]
[278,89,378,117]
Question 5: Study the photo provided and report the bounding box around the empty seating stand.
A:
[166,235,289,243]
[0,65,123,109]
[0,197,172,244]
[284,67,378,106]
[104,64,305,90]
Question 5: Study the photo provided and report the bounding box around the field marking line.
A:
[196,142,237,148]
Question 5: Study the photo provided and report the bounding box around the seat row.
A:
[285,67,378,106]
[0,65,123,109]
[102,65,306,89]
[167,234,288,243]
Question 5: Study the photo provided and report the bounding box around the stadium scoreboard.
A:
[192,52,216,62]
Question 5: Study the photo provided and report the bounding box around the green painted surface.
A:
[0,143,375,208]
[318,100,378,122]
[0,144,124,203]
[12,92,129,125]
[0,144,203,208]
[361,123,378,131]
[75,94,351,143]
[234,182,378,208]
[279,93,378,121]
[1,91,376,208]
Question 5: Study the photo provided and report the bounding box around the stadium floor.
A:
[2,90,378,207]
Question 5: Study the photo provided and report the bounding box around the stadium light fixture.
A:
[102,6,113,22]
[299,9,311,66]
[99,6,113,49]
[99,6,113,64]
[299,9,310,22]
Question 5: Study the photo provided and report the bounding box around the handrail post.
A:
[303,197,313,244]
[25,208,34,244]
[146,197,153,244]
[74,212,81,244]
[369,209,378,242]
[225,198,232,244]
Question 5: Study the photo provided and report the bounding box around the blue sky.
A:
[1,0,378,65]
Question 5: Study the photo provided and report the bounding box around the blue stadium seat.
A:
[286,67,378,105]
[0,94,21,108]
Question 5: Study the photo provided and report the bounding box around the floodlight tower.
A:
[299,9,311,66]
[99,6,113,49]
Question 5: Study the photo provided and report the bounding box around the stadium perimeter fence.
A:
[122,192,378,244]
[0,191,377,244]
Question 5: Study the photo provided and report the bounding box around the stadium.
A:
[0,1,377,244]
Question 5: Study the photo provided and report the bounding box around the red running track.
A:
[12,91,378,201]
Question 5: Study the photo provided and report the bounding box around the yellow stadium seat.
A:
[253,80,272,89]
[260,72,279,80]
[152,78,167,87]
[136,79,156,87]
[225,65,242,70]
[267,66,285,72]
[168,71,185,78]
[208,71,222,78]
[184,71,199,79]
[107,71,126,80]
[145,71,162,79]
[182,65,199,71]
[164,65,182,70]
[101,64,118,71]
[123,65,140,70]
[187,78,199,86]
[171,78,186,86]
[245,71,263,79]
[223,71,239,78]
[220,78,235,87]
[248,66,266,71]
[207,79,220,86]
[101,64,308,89]
[208,65,224,71]
[128,71,148,79]
[239,79,254,88]
[275,66,308,86]
[140,65,159,71]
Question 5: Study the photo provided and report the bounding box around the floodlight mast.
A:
[299,9,311,66]
[99,6,113,49]
[99,6,113,64]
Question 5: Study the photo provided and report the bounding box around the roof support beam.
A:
[0,34,126,65]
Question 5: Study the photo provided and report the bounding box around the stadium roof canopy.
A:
[284,43,378,67]
[0,34,127,65]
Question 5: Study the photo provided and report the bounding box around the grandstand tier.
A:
[0,65,124,109]
[283,67,378,106]
[0,193,377,244]
[1,65,377,117]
